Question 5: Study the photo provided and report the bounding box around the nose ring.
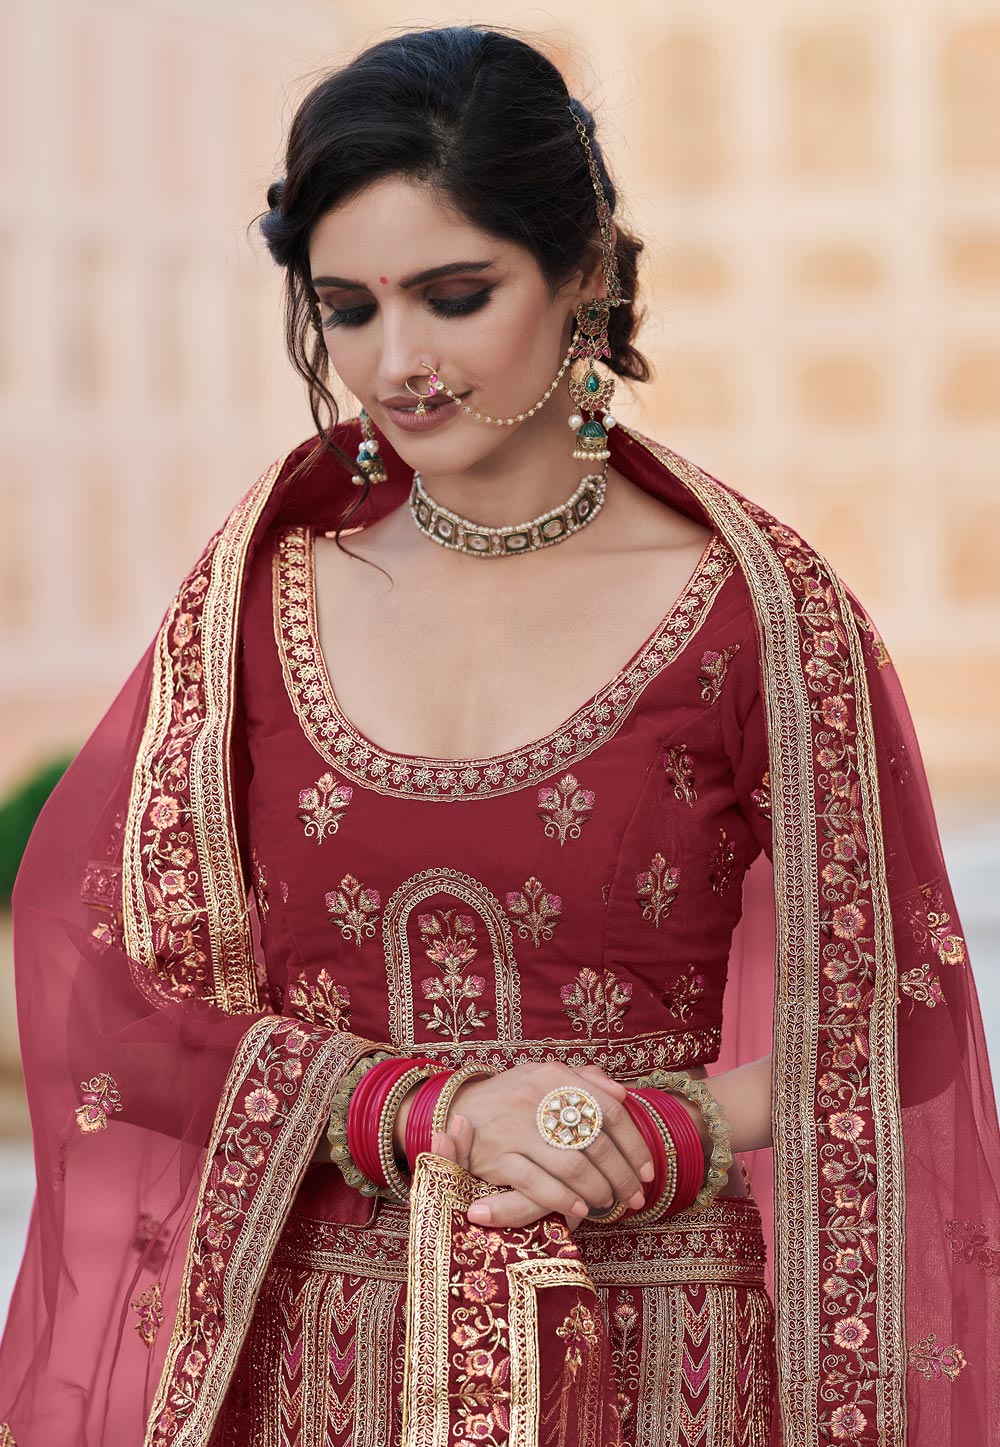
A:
[404,364,444,416]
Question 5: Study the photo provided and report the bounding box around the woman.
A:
[0,23,997,1447]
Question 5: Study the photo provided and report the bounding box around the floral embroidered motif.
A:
[131,1283,164,1348]
[662,742,697,807]
[275,523,736,799]
[635,853,680,927]
[749,770,771,820]
[853,609,892,670]
[75,1073,122,1134]
[909,883,968,969]
[0,1426,17,1447]
[251,846,270,920]
[286,969,352,1031]
[325,873,381,946]
[698,644,740,704]
[898,962,944,1008]
[661,964,707,1023]
[297,772,353,844]
[538,773,595,847]
[505,877,563,948]
[944,1218,1000,1277]
[906,1332,967,1382]
[560,968,633,1037]
[132,1214,170,1270]
[417,910,489,1042]
[708,828,735,894]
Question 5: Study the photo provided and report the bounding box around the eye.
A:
[321,286,495,330]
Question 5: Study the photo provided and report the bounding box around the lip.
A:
[380,393,468,433]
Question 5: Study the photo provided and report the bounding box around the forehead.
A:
[308,176,508,284]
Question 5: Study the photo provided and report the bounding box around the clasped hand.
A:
[429,1062,655,1231]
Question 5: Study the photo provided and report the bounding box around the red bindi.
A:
[379,276,389,284]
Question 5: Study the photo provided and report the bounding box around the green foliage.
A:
[0,755,75,908]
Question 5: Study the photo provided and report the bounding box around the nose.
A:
[376,309,437,398]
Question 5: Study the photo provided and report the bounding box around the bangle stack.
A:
[326,1054,497,1203]
[599,1070,732,1226]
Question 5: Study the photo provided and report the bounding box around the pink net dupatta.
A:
[0,416,997,1447]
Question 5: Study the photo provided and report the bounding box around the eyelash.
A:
[321,287,494,330]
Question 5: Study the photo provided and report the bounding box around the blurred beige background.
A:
[1,0,1000,1149]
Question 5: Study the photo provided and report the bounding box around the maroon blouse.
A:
[238,513,774,1216]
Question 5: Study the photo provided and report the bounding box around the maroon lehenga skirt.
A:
[216,1184,775,1446]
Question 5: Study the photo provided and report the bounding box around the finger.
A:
[574,1064,628,1101]
[466,1154,589,1225]
[468,1186,588,1231]
[448,1114,474,1172]
[573,1089,653,1209]
[431,1129,458,1163]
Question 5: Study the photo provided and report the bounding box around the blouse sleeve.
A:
[719,609,774,863]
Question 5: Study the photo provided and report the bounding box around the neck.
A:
[412,383,600,526]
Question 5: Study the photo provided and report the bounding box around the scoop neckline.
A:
[272,523,735,799]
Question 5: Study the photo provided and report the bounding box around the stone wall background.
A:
[0,0,998,1159]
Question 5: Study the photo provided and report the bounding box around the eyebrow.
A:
[311,259,499,291]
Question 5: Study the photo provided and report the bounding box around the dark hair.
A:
[255,23,652,515]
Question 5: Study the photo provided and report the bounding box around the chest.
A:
[311,529,717,761]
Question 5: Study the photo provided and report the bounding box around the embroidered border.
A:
[273,523,736,799]
[620,423,908,1446]
[142,1017,376,1447]
[123,447,297,1010]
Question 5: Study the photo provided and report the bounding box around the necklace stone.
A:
[409,466,608,557]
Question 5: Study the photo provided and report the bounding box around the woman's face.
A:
[308,175,599,474]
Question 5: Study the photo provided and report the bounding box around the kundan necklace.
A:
[409,463,608,557]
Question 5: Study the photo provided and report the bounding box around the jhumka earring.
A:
[566,297,617,462]
[351,408,388,486]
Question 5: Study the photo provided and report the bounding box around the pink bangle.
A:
[348,1059,416,1186]
[405,1070,451,1171]
[635,1087,705,1215]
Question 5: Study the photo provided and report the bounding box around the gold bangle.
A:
[430,1061,497,1136]
[377,1063,444,1203]
[625,1091,679,1224]
[637,1069,733,1214]
[326,1049,396,1197]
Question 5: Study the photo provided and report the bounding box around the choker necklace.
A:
[409,465,608,557]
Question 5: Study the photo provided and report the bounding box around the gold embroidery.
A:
[661,964,706,1023]
[75,1073,122,1134]
[560,967,634,1037]
[416,907,489,1042]
[251,847,270,920]
[505,876,563,947]
[287,968,352,1031]
[325,873,381,945]
[698,644,740,704]
[635,852,680,926]
[0,1426,17,1447]
[298,771,353,843]
[620,423,908,1446]
[749,769,771,820]
[906,1332,967,1382]
[708,827,735,894]
[131,1283,164,1348]
[663,742,697,806]
[125,448,293,1012]
[143,1021,376,1447]
[538,772,595,846]
[898,962,943,1007]
[274,522,736,799]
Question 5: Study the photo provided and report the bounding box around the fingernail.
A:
[629,1190,645,1210]
[640,1161,655,1182]
[572,1199,587,1216]
[468,1206,488,1222]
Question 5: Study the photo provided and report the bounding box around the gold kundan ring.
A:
[536,1085,603,1150]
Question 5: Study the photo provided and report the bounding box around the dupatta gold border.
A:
[618,423,907,1444]
[122,446,298,1012]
